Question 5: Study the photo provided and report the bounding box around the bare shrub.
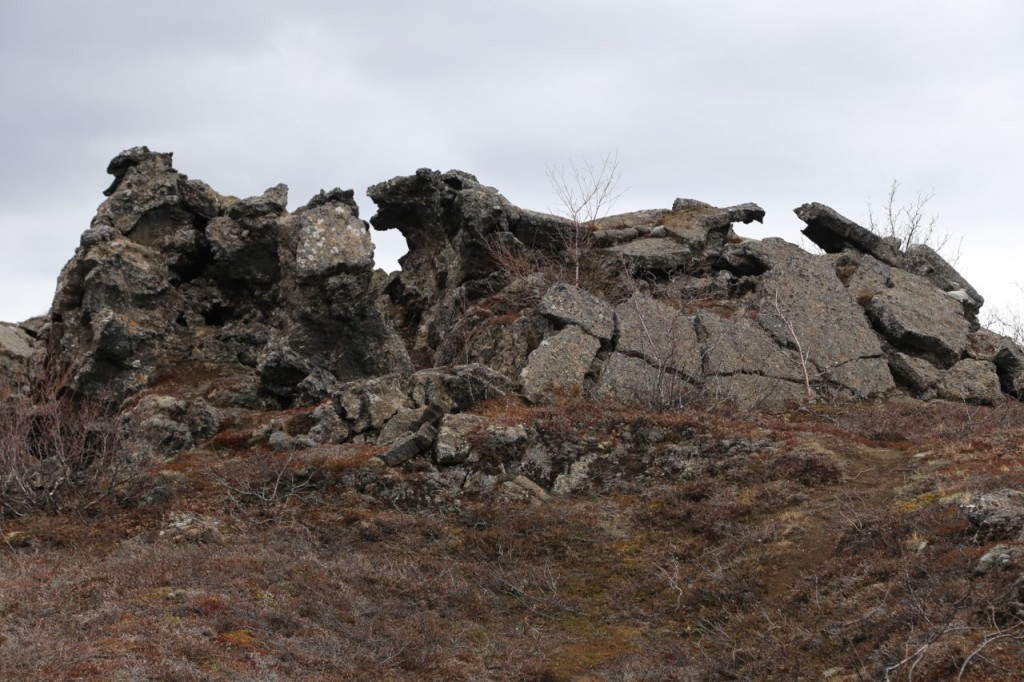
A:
[207,450,322,515]
[484,233,537,280]
[546,152,624,286]
[0,364,136,517]
[868,179,962,263]
[770,287,815,400]
[982,284,1024,346]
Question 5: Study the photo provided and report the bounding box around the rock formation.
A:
[5,147,1023,473]
[44,147,410,407]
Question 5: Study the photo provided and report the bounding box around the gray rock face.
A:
[539,283,614,340]
[0,324,34,390]
[596,352,693,407]
[847,254,971,367]
[969,329,1024,398]
[46,146,410,405]
[705,374,811,410]
[697,311,802,382]
[602,238,695,273]
[520,325,600,402]
[15,151,1022,452]
[901,244,984,315]
[887,351,943,397]
[937,359,1003,405]
[615,294,701,378]
[368,168,532,362]
[433,275,548,378]
[740,239,894,398]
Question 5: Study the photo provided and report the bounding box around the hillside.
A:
[2,148,1024,680]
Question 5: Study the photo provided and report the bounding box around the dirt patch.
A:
[762,435,915,598]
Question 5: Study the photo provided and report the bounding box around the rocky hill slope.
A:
[2,148,1024,680]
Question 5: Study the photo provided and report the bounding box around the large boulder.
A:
[539,283,614,341]
[46,147,410,405]
[520,325,600,402]
[969,329,1024,398]
[696,311,803,382]
[845,254,971,367]
[728,238,895,398]
[615,294,701,378]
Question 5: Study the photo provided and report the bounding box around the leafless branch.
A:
[867,179,962,264]
[546,152,623,286]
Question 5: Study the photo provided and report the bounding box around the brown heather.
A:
[1,396,1023,680]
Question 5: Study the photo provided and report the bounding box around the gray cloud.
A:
[1,1,1022,322]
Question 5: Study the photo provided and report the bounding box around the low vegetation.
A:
[2,393,1024,680]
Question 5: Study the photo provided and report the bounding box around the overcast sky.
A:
[2,1,1022,324]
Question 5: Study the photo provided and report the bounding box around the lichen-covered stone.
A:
[539,283,614,340]
[615,294,701,378]
[520,325,600,403]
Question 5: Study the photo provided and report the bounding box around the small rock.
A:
[975,544,1024,575]
[159,512,224,544]
[268,431,296,451]
[960,490,1024,540]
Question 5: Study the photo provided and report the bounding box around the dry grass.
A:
[2,395,1024,679]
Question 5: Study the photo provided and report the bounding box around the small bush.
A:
[0,367,137,517]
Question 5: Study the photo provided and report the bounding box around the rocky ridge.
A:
[3,147,1022,485]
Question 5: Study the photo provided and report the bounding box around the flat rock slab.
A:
[901,243,984,313]
[596,352,693,406]
[849,255,971,366]
[794,202,901,265]
[520,325,600,402]
[743,240,890,394]
[602,238,693,272]
[539,283,614,340]
[888,352,943,396]
[615,294,701,378]
[696,311,802,381]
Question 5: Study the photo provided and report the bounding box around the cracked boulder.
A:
[615,294,701,378]
[733,239,894,398]
[846,254,971,367]
[520,325,600,403]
